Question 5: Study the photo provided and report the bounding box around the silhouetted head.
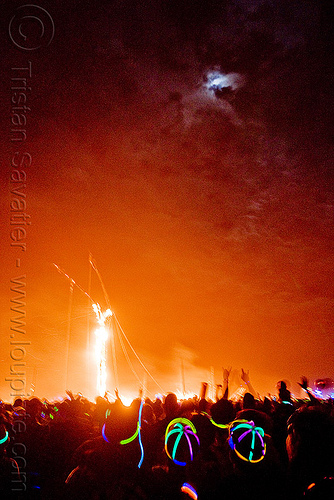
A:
[286,406,334,465]
[278,380,292,403]
[210,398,235,425]
[180,399,195,418]
[142,403,156,425]
[236,409,273,435]
[243,392,256,410]
[191,413,215,451]
[152,398,164,419]
[164,393,179,419]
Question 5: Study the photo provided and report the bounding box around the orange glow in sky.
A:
[1,1,333,404]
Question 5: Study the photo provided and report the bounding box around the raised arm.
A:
[221,367,232,399]
[298,376,319,405]
[241,368,257,397]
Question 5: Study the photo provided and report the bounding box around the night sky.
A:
[1,0,333,401]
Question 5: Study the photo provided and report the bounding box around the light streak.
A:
[53,263,95,303]
[181,483,198,500]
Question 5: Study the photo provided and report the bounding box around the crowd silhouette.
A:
[1,371,334,499]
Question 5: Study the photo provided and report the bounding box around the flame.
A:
[93,303,113,396]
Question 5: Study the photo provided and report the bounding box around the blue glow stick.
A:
[137,400,144,468]
[101,423,110,443]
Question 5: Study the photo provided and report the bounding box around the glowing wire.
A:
[0,431,9,445]
[89,256,111,308]
[53,263,95,303]
[114,315,165,393]
[115,319,143,388]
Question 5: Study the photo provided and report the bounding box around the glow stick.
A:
[166,418,197,435]
[229,421,266,463]
[181,483,198,500]
[120,423,139,445]
[119,400,145,468]
[172,431,184,464]
[137,400,144,468]
[201,411,237,429]
[210,417,229,429]
[184,432,194,461]
[0,431,9,445]
[165,418,199,466]
[101,423,110,443]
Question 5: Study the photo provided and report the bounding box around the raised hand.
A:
[241,368,250,383]
[223,367,232,380]
[298,376,308,390]
[240,369,257,397]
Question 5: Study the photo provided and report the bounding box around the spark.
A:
[175,390,196,401]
